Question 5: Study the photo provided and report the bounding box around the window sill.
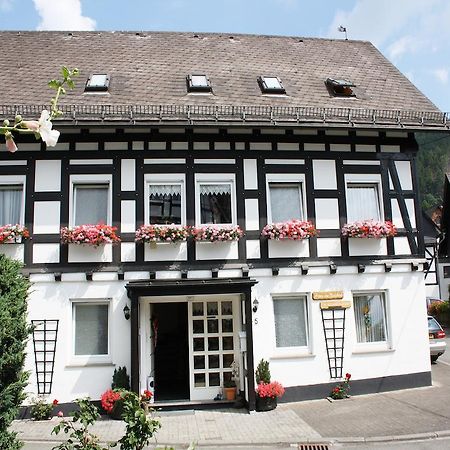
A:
[352,345,394,355]
[66,357,113,367]
[271,349,314,360]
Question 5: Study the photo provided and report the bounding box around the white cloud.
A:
[0,0,14,11]
[387,36,418,61]
[432,68,449,84]
[33,0,96,31]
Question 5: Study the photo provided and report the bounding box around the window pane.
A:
[74,304,108,355]
[89,74,108,87]
[347,184,380,222]
[273,297,307,347]
[74,184,108,225]
[269,183,303,222]
[354,293,387,343]
[200,184,232,224]
[263,77,282,90]
[149,184,182,224]
[0,185,22,225]
[191,75,208,87]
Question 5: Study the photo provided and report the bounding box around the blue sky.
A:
[1,0,449,111]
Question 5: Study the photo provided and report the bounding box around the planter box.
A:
[268,239,309,258]
[68,243,113,263]
[256,396,277,412]
[0,243,24,262]
[348,237,387,257]
[196,241,239,260]
[144,241,188,262]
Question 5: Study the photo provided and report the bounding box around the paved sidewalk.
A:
[11,362,450,448]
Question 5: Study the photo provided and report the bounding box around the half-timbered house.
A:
[1,31,448,411]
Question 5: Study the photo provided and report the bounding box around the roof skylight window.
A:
[326,78,356,97]
[187,74,212,92]
[258,76,286,94]
[85,74,110,92]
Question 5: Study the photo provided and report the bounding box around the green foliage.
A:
[117,391,161,450]
[416,132,450,210]
[255,359,271,384]
[52,398,114,450]
[0,255,32,450]
[30,397,53,420]
[428,300,450,316]
[112,366,130,390]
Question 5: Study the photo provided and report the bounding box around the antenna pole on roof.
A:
[338,25,348,40]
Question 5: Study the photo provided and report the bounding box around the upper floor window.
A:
[353,292,388,344]
[70,175,111,226]
[258,76,286,94]
[268,182,304,222]
[346,182,381,222]
[85,74,110,92]
[195,174,236,225]
[273,296,309,348]
[149,184,182,225]
[187,74,212,92]
[0,184,24,225]
[326,78,356,97]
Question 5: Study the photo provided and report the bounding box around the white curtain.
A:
[273,298,307,347]
[0,186,22,225]
[74,304,108,355]
[269,183,302,222]
[347,184,380,222]
[200,184,231,195]
[354,294,387,343]
[149,184,181,197]
[74,185,108,225]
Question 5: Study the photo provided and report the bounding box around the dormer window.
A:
[85,74,110,92]
[258,76,286,94]
[187,74,212,92]
[326,78,356,97]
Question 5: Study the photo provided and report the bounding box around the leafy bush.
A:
[428,301,450,316]
[30,397,58,420]
[112,366,130,390]
[0,255,31,450]
[255,359,271,384]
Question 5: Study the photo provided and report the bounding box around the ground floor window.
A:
[273,296,308,348]
[353,292,387,343]
[73,302,109,356]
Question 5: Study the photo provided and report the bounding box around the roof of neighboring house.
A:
[0,31,446,127]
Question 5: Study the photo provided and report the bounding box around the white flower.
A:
[37,110,60,147]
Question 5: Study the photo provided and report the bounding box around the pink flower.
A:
[22,120,40,132]
[57,411,64,417]
[5,133,17,153]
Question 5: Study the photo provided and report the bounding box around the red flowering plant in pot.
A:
[60,223,121,247]
[0,224,30,244]
[329,373,351,400]
[261,219,318,240]
[254,359,285,412]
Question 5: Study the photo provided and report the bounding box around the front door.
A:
[188,296,240,401]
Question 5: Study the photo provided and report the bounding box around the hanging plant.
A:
[191,225,244,242]
[135,224,190,243]
[60,224,121,246]
[261,220,317,240]
[341,220,397,238]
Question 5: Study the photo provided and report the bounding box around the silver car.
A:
[429,315,446,363]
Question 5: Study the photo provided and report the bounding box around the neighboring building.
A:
[0,31,447,411]
[423,210,441,298]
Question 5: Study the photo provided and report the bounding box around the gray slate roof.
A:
[0,31,439,112]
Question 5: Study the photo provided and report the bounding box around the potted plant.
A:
[261,220,318,240]
[191,225,244,242]
[0,224,30,244]
[223,360,239,401]
[30,396,59,420]
[329,373,351,400]
[135,224,190,244]
[341,220,397,238]
[254,359,285,412]
[60,223,121,246]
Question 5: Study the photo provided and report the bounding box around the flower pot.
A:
[256,396,277,412]
[223,387,237,401]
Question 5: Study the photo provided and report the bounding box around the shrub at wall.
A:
[0,255,31,450]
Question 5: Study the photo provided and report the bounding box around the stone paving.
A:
[11,360,450,448]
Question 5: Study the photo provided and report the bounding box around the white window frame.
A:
[344,174,383,222]
[266,174,307,223]
[0,175,26,225]
[351,290,393,354]
[271,293,313,359]
[195,173,236,226]
[144,174,186,225]
[69,174,112,227]
[69,298,112,366]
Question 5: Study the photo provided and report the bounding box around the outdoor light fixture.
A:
[252,299,259,313]
[123,304,131,320]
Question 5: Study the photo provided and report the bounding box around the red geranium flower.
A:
[143,389,152,399]
[345,373,351,380]
[52,399,59,405]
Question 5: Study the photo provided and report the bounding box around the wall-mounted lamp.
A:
[252,299,259,313]
[123,304,131,320]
